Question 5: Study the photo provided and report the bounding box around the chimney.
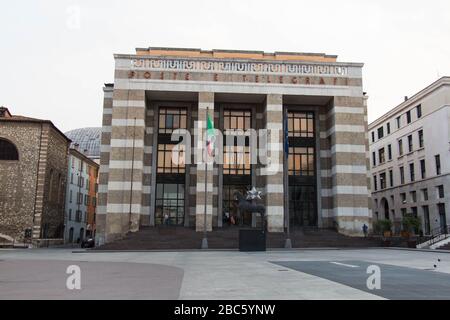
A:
[404,96,408,102]
[0,106,12,118]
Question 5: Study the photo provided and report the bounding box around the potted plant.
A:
[374,219,393,237]
[402,215,421,247]
[374,219,393,246]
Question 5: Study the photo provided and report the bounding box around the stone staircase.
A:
[95,226,382,250]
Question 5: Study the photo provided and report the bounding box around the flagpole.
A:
[284,108,292,248]
[201,106,209,249]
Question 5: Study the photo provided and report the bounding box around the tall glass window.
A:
[155,107,188,226]
[287,110,317,227]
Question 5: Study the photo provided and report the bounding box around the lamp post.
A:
[201,107,210,249]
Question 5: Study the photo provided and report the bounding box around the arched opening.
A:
[0,138,19,160]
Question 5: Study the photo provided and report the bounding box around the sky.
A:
[1,0,449,132]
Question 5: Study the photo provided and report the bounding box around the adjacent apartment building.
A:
[369,77,450,235]
[65,148,99,244]
[97,46,371,245]
[0,107,70,246]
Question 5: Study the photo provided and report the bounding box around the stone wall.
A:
[0,122,41,241]
[0,120,69,244]
[41,125,69,239]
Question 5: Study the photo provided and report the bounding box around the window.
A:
[373,175,378,191]
[84,195,89,206]
[437,185,444,199]
[224,110,252,131]
[0,139,19,160]
[408,135,413,153]
[372,151,376,166]
[400,193,406,203]
[380,172,386,189]
[288,147,315,176]
[78,176,84,188]
[396,116,401,129]
[418,130,424,148]
[223,110,252,175]
[69,209,72,221]
[387,144,392,160]
[422,188,428,201]
[389,170,393,187]
[70,173,74,184]
[287,111,314,138]
[155,183,185,225]
[69,190,73,203]
[435,155,441,175]
[75,210,82,222]
[401,208,407,217]
[411,191,417,202]
[377,127,384,139]
[400,166,405,184]
[411,207,418,217]
[378,148,385,164]
[157,144,186,174]
[371,131,375,143]
[387,122,391,135]
[416,105,422,118]
[158,107,187,134]
[409,163,415,182]
[420,159,426,179]
[224,145,251,175]
[398,139,403,156]
[406,110,411,124]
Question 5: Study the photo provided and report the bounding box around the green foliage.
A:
[373,219,393,234]
[402,215,421,233]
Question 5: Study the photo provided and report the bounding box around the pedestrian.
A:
[362,224,368,237]
[163,213,170,226]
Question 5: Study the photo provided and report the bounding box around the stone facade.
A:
[0,109,70,246]
[369,77,450,235]
[97,47,370,245]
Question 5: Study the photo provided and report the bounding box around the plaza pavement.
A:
[1,248,449,300]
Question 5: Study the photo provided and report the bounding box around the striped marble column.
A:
[105,89,146,241]
[329,96,370,235]
[96,84,113,245]
[195,92,214,232]
[263,94,285,233]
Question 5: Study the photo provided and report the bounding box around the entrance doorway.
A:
[155,106,187,226]
[222,108,252,227]
[380,198,389,220]
[287,110,317,228]
[438,203,447,234]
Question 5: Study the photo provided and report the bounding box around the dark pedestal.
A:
[239,229,266,252]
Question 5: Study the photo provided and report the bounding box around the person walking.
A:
[362,224,368,237]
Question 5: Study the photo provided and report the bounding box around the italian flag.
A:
[206,112,215,157]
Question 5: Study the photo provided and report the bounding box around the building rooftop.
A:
[0,107,71,142]
[369,76,450,129]
[134,46,338,63]
[65,127,101,159]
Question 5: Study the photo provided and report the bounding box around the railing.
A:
[417,225,450,248]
